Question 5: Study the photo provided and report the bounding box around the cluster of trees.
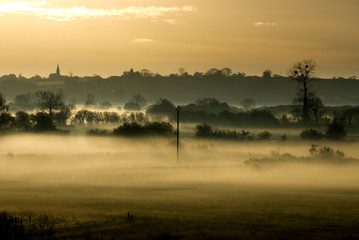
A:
[195,123,273,141]
[88,122,174,137]
[2,90,357,136]
[113,122,173,136]
[1,92,62,132]
[244,145,353,169]
[73,110,148,125]
[145,97,279,127]
[180,109,279,127]
[300,121,347,140]
[121,67,249,80]
[196,123,252,140]
[1,59,358,140]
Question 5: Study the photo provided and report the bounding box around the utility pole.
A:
[176,106,181,163]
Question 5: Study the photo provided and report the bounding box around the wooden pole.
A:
[176,106,181,163]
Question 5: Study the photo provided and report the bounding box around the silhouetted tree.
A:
[35,90,65,116]
[338,107,359,126]
[289,59,317,123]
[196,123,213,137]
[85,93,96,106]
[32,112,57,131]
[257,131,272,140]
[178,67,186,77]
[193,72,203,78]
[326,120,346,140]
[73,109,89,124]
[192,98,232,113]
[113,121,173,136]
[234,72,246,78]
[221,68,232,77]
[0,94,15,130]
[300,129,324,140]
[124,94,147,111]
[140,69,153,77]
[309,97,325,123]
[15,111,31,130]
[0,94,8,112]
[262,69,273,78]
[291,90,324,123]
[103,111,120,123]
[54,104,74,126]
[14,93,35,110]
[205,68,224,78]
[146,98,176,117]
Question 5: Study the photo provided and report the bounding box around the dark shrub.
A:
[326,121,346,140]
[0,112,15,130]
[300,129,324,140]
[196,123,252,140]
[257,131,272,140]
[145,122,174,136]
[87,128,111,136]
[113,122,173,136]
[113,122,143,136]
[15,111,31,130]
[309,144,345,160]
[281,134,288,141]
[195,123,213,137]
[32,112,57,132]
[0,211,26,240]
[146,98,176,120]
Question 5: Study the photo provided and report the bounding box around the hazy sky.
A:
[0,0,358,78]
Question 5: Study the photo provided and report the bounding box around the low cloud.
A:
[0,1,196,21]
[163,19,177,24]
[254,22,277,27]
[133,38,154,43]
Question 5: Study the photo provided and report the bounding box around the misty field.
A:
[1,134,359,240]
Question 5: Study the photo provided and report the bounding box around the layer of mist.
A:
[1,134,359,239]
[1,135,359,195]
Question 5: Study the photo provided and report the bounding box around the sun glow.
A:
[0,1,196,21]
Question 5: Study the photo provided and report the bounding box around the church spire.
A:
[56,64,60,75]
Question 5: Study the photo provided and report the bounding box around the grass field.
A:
[1,134,359,239]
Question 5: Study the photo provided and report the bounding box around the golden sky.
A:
[0,0,358,78]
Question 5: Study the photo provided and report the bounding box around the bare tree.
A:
[124,94,147,111]
[289,59,317,123]
[35,90,65,116]
[178,67,186,76]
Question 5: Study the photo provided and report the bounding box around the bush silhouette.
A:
[113,122,173,136]
[195,123,252,140]
[257,131,272,140]
[195,123,213,137]
[32,112,57,132]
[15,111,31,130]
[0,212,26,240]
[326,121,346,140]
[300,129,324,140]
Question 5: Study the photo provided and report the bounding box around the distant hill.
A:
[1,73,358,106]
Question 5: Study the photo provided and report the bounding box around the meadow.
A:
[1,134,359,239]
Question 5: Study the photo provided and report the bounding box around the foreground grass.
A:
[1,182,359,240]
